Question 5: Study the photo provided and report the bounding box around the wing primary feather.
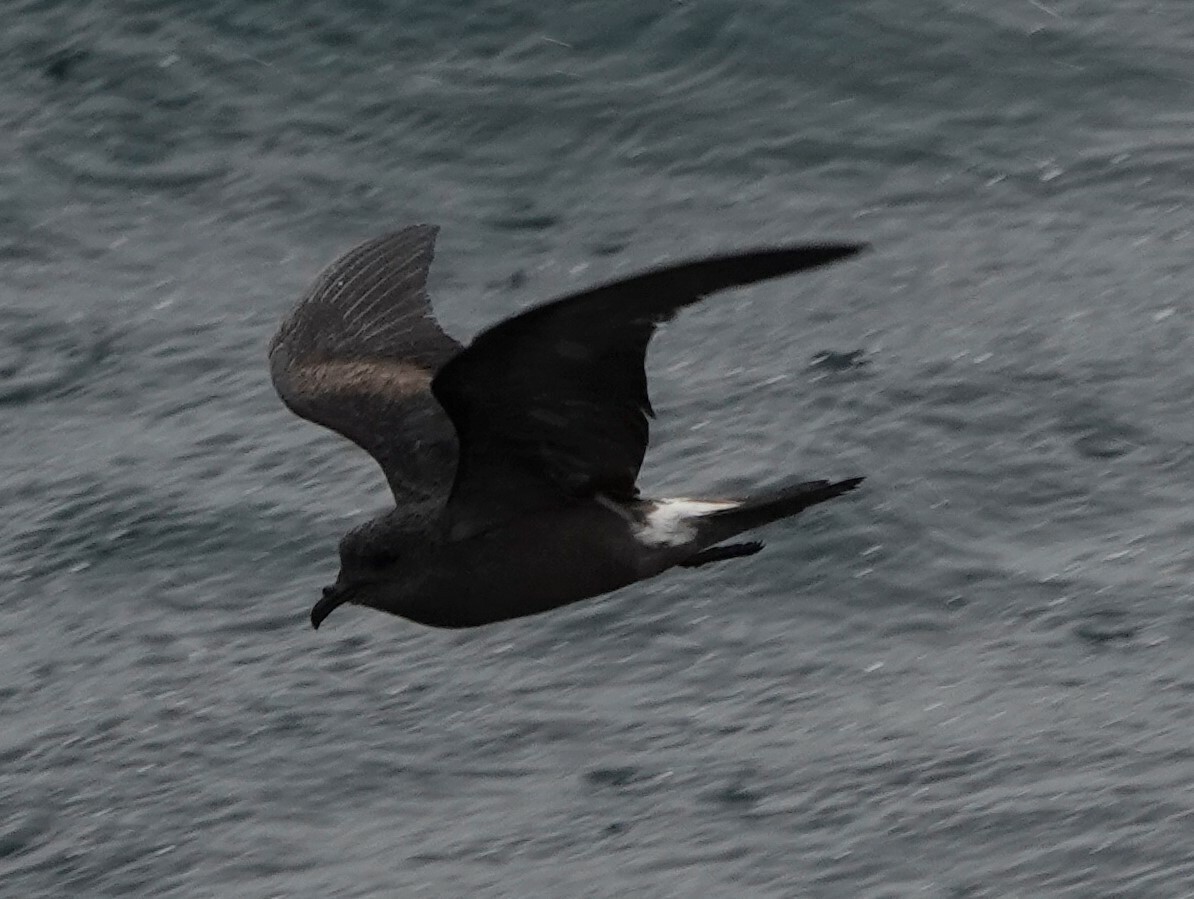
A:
[269,225,462,503]
[432,240,865,536]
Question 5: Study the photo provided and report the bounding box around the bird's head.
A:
[310,566,426,629]
[310,524,413,629]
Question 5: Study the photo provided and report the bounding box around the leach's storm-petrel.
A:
[270,225,865,629]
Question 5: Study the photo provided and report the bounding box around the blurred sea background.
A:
[4,1,1194,896]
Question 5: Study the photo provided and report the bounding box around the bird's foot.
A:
[679,541,764,568]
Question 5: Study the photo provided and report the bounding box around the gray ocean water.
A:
[4,1,1194,896]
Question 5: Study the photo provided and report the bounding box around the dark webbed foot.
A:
[679,541,764,568]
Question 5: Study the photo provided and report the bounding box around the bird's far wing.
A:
[269,226,463,502]
[431,241,866,538]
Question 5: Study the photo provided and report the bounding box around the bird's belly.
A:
[411,505,657,627]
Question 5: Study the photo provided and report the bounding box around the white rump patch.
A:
[634,498,740,548]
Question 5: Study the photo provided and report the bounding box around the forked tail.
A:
[694,476,863,549]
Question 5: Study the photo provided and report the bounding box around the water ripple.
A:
[0,311,108,405]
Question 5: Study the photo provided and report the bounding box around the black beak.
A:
[311,585,350,630]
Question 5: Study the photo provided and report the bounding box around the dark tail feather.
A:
[696,476,864,546]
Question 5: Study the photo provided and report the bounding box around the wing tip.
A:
[832,241,869,260]
[784,241,869,270]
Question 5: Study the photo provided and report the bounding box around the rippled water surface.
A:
[4,1,1194,896]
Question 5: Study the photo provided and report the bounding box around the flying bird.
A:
[269,225,864,629]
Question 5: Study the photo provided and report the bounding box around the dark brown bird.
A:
[269,225,864,629]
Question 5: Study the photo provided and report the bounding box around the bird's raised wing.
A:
[431,242,866,538]
[269,226,462,502]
